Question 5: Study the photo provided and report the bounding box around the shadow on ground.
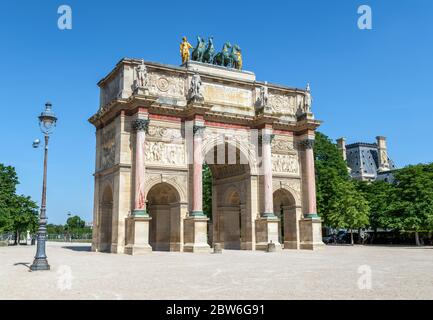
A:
[61,246,92,252]
[13,262,31,270]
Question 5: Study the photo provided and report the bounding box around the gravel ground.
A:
[1,242,432,300]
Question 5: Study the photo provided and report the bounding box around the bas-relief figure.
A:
[272,154,299,174]
[100,129,115,170]
[144,141,185,166]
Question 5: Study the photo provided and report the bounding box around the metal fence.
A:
[47,233,92,242]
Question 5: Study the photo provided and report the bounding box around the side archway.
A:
[273,188,300,249]
[98,184,113,252]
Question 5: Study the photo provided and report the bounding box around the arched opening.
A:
[147,182,181,251]
[273,188,298,249]
[205,142,251,250]
[99,185,113,252]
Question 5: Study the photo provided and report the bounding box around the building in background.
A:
[337,136,396,182]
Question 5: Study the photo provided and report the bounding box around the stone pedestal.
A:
[255,217,282,251]
[299,218,324,250]
[183,216,211,253]
[125,216,152,255]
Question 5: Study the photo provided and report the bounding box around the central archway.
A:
[146,182,181,251]
[205,142,252,250]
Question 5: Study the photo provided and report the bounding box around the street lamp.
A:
[30,102,57,271]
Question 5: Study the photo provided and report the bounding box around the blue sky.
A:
[0,0,432,224]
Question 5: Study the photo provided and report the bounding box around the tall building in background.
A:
[337,136,396,182]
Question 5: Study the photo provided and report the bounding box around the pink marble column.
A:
[303,139,318,218]
[191,125,205,216]
[133,119,149,216]
[262,131,275,217]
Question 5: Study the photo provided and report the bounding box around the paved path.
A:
[1,242,432,300]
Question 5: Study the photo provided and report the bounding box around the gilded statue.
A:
[180,36,193,64]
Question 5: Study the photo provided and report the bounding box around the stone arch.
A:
[144,175,187,203]
[146,182,182,251]
[202,132,257,174]
[223,185,243,205]
[98,183,113,252]
[272,181,302,207]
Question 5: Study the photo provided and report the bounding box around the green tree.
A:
[0,164,19,233]
[327,179,370,244]
[314,132,354,225]
[355,180,395,242]
[66,215,85,230]
[202,164,212,219]
[0,164,38,241]
[387,163,433,246]
[47,223,65,235]
[10,195,38,244]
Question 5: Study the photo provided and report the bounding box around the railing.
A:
[47,233,92,243]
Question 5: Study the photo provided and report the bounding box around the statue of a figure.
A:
[259,82,268,107]
[304,83,312,113]
[180,36,193,64]
[189,72,204,102]
[135,60,148,88]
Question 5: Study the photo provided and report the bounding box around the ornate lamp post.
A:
[30,102,57,271]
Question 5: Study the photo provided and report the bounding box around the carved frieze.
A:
[144,141,185,166]
[147,125,182,141]
[272,138,295,154]
[272,154,299,174]
[267,93,296,115]
[148,72,185,97]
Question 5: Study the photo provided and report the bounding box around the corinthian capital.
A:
[299,139,315,150]
[193,125,206,137]
[132,119,149,133]
[260,133,275,145]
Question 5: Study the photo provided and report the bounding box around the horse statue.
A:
[230,44,242,70]
[192,36,206,62]
[202,37,215,64]
[213,42,232,67]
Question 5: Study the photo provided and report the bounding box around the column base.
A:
[283,241,299,250]
[255,216,282,251]
[125,216,152,255]
[299,217,324,250]
[132,209,148,217]
[240,242,254,250]
[124,244,152,255]
[183,216,211,253]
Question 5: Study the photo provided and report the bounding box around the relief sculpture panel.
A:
[100,129,115,170]
[267,92,296,116]
[144,141,186,166]
[147,72,185,98]
[272,154,299,174]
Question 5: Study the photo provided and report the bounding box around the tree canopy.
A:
[314,132,370,233]
[0,164,39,242]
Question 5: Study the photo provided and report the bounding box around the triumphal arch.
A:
[89,47,323,254]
